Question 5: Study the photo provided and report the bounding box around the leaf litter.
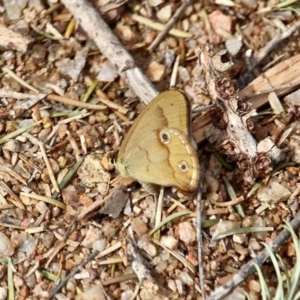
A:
[0,0,300,299]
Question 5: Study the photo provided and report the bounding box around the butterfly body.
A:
[115,90,200,192]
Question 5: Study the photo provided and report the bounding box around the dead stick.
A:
[255,20,300,67]
[207,210,300,300]
[60,0,158,105]
[47,250,99,300]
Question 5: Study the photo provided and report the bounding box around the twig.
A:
[170,55,180,88]
[261,73,284,114]
[255,20,300,66]
[207,210,300,300]
[77,194,111,220]
[60,0,158,105]
[39,142,60,193]
[0,180,24,209]
[132,14,193,39]
[102,273,137,285]
[47,94,106,110]
[212,196,245,207]
[240,81,300,101]
[197,158,208,299]
[148,0,191,52]
[47,250,100,300]
[0,161,27,185]
[2,66,39,93]
[85,76,129,115]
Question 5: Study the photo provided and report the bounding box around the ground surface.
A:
[0,1,300,300]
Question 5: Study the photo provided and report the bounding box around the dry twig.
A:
[60,0,158,105]
[148,1,192,52]
[207,210,300,300]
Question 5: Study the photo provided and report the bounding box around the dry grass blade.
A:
[153,188,164,242]
[1,0,300,298]
[0,204,14,210]
[85,76,129,115]
[212,226,274,241]
[18,153,42,173]
[0,120,43,144]
[148,0,192,51]
[97,241,122,258]
[262,74,284,114]
[52,156,85,199]
[45,243,65,271]
[0,180,24,209]
[0,222,27,230]
[0,161,27,185]
[20,192,66,209]
[212,195,245,207]
[152,239,195,274]
[7,258,14,300]
[223,177,245,217]
[98,257,123,266]
[101,273,137,286]
[25,226,44,234]
[2,66,39,93]
[39,142,60,193]
[149,209,192,235]
[132,14,193,38]
[47,94,106,110]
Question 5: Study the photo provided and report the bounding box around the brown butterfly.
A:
[114,90,200,192]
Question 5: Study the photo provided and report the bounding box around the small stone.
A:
[3,0,27,20]
[248,279,261,293]
[233,233,247,244]
[178,66,190,82]
[38,128,52,142]
[55,47,89,82]
[131,217,148,237]
[28,0,45,12]
[148,0,164,6]
[35,201,48,215]
[97,60,118,82]
[146,61,165,82]
[160,235,178,249]
[284,89,300,107]
[114,24,137,44]
[175,221,196,244]
[177,271,193,286]
[252,217,267,241]
[92,238,106,252]
[224,286,246,300]
[78,154,111,188]
[102,222,117,237]
[2,139,20,152]
[289,134,300,164]
[0,287,7,299]
[81,228,102,248]
[211,220,240,240]
[157,4,172,22]
[19,236,35,254]
[155,261,167,274]
[168,280,177,292]
[225,37,243,56]
[0,233,13,257]
[257,178,291,204]
[142,242,157,257]
[75,285,106,300]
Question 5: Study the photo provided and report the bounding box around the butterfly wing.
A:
[123,128,200,192]
[115,90,199,192]
[119,90,191,153]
